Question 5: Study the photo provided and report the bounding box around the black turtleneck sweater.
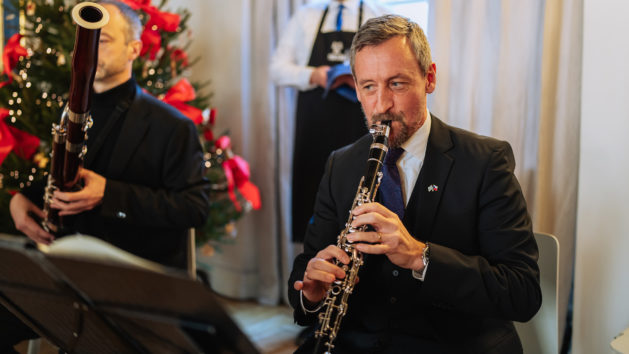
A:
[86,77,136,174]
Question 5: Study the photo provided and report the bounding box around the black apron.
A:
[292,1,366,242]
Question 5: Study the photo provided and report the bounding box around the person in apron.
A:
[292,0,367,243]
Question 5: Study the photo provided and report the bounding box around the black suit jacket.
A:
[289,115,541,353]
[25,86,210,269]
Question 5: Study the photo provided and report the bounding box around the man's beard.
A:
[368,112,413,148]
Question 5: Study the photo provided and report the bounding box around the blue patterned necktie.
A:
[336,3,345,31]
[379,147,405,219]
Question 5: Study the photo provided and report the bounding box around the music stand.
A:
[0,234,259,354]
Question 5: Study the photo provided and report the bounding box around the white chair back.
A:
[514,232,560,354]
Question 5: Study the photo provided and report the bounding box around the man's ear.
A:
[128,39,142,61]
[425,63,436,94]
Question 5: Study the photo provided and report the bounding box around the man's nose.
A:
[375,88,393,114]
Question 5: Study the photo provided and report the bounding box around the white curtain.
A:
[272,0,310,305]
[173,0,307,305]
[428,0,582,347]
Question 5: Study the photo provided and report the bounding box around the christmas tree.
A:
[0,0,260,245]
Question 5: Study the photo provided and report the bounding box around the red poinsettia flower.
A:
[118,0,151,10]
[215,136,262,211]
[1,34,28,88]
[161,78,203,124]
[140,25,161,60]
[0,108,40,166]
[144,6,180,32]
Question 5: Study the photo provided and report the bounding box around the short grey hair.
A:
[96,0,142,42]
[350,14,432,76]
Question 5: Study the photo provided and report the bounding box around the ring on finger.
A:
[377,232,382,242]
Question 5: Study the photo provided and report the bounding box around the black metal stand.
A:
[0,235,258,354]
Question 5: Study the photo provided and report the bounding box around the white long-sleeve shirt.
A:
[270,0,390,91]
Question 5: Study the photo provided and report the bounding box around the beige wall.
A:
[574,0,629,352]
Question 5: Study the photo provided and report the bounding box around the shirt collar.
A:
[333,0,359,10]
[401,107,431,161]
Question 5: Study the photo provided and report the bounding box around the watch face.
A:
[422,244,430,266]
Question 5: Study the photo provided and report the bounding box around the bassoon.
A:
[43,2,109,233]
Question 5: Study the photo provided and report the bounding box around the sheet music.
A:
[37,233,168,273]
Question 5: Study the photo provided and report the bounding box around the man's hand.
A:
[51,167,106,216]
[9,193,55,245]
[309,65,331,88]
[330,74,356,90]
[347,202,426,272]
[293,245,350,305]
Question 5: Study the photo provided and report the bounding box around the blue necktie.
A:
[336,4,345,31]
[380,147,405,219]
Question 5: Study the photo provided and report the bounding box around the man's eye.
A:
[391,81,405,88]
[362,84,374,91]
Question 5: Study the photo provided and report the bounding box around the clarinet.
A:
[42,2,109,233]
[313,121,391,354]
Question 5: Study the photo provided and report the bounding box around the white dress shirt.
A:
[270,0,390,91]
[398,108,432,205]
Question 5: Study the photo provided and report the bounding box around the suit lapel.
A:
[405,115,454,241]
[107,86,150,179]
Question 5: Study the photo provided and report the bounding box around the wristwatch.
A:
[422,242,430,268]
[412,243,430,281]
